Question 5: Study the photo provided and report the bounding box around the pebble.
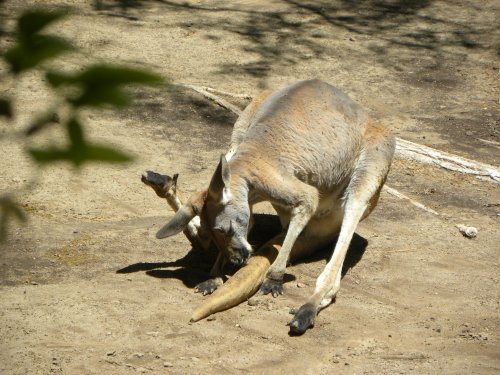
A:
[247,298,259,306]
[456,224,478,238]
[207,316,216,321]
[296,282,306,288]
[163,362,173,367]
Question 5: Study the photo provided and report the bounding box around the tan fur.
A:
[157,80,395,333]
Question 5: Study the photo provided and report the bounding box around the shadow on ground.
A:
[116,213,368,289]
[92,0,495,82]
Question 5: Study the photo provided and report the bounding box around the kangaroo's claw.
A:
[259,277,284,297]
[194,279,221,296]
[288,303,316,335]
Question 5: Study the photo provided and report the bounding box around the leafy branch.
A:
[0,7,165,242]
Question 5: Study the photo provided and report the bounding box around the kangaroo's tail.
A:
[190,242,280,322]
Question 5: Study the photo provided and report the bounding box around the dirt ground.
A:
[1,1,499,374]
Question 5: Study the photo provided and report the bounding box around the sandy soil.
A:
[1,1,499,374]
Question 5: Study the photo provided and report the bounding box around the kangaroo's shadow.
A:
[117,214,367,288]
[116,245,217,288]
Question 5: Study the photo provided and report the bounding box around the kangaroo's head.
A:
[156,155,252,266]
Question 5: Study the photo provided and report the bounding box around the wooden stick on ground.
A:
[395,138,500,184]
[178,84,243,116]
[383,185,439,216]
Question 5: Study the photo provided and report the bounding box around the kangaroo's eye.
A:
[227,220,235,236]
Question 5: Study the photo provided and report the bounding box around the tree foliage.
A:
[0,7,165,241]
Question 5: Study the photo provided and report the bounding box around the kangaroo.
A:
[156,79,395,334]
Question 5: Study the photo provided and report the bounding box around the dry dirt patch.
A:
[1,1,499,374]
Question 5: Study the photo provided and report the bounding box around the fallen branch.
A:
[395,138,500,184]
[478,138,500,148]
[180,84,500,185]
[384,185,439,216]
[178,83,243,115]
[198,86,253,100]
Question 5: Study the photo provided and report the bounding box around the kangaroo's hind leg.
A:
[289,123,395,335]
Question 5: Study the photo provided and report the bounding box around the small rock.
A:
[235,324,241,328]
[31,281,38,285]
[163,362,173,367]
[296,282,306,288]
[247,298,259,306]
[456,224,478,238]
[465,131,473,136]
[106,351,116,357]
[207,316,216,321]
[191,357,200,362]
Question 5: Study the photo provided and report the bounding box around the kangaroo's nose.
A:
[229,246,251,266]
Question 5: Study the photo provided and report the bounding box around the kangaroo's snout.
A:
[229,245,251,266]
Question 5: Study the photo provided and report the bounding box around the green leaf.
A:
[17,9,69,41]
[0,196,27,243]
[28,144,133,166]
[5,35,74,74]
[27,146,73,165]
[28,118,133,166]
[77,65,164,87]
[46,64,163,108]
[66,117,85,148]
[0,98,13,119]
[84,143,134,163]
[25,112,59,136]
[45,70,76,87]
[70,85,131,108]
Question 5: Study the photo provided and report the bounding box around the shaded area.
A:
[117,212,368,289]
[93,0,498,82]
[93,0,500,162]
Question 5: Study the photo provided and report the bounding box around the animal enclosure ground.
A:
[0,1,499,374]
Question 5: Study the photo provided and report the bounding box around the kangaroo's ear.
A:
[156,190,208,239]
[156,204,196,239]
[208,154,231,203]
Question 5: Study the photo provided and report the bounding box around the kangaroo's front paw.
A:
[259,276,284,297]
[288,303,316,335]
[194,278,222,296]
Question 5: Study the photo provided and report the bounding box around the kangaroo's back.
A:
[231,79,368,189]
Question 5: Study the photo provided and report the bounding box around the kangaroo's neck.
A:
[227,168,249,203]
